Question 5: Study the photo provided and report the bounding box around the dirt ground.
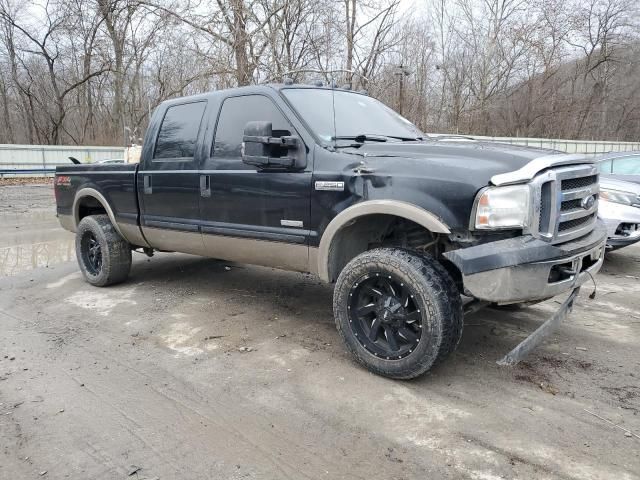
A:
[1,184,638,480]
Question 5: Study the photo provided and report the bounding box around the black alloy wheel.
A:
[81,231,103,275]
[75,215,132,287]
[333,248,463,379]
[348,273,423,360]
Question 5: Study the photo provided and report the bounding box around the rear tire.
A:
[75,215,131,287]
[333,248,463,380]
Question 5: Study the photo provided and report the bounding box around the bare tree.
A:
[0,0,638,145]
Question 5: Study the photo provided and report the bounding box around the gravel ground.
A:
[0,184,638,480]
[0,176,53,187]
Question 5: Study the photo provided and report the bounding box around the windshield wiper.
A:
[386,135,423,141]
[332,134,389,143]
[330,134,423,149]
[332,133,422,144]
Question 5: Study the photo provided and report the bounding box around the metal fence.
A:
[1,137,639,177]
[463,135,640,154]
[0,144,124,177]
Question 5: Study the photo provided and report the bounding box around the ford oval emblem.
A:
[581,195,596,210]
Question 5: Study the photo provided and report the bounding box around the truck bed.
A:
[55,163,141,242]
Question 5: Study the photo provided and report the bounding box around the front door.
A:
[198,94,312,271]
[138,100,208,255]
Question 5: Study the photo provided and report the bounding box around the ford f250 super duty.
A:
[55,84,607,379]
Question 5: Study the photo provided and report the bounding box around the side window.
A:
[597,159,612,174]
[154,101,207,160]
[612,155,640,175]
[210,95,292,169]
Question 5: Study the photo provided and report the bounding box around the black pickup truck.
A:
[55,84,607,379]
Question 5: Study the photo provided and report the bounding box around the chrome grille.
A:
[561,175,598,190]
[530,164,599,243]
[557,213,596,232]
[560,198,582,211]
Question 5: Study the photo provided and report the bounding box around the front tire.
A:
[75,215,132,287]
[333,248,463,380]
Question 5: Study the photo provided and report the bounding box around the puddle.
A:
[0,206,76,276]
[0,237,75,276]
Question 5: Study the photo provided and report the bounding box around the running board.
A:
[497,287,581,366]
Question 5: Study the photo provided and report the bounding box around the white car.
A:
[599,176,640,250]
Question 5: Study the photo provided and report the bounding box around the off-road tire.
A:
[75,214,132,287]
[333,248,463,380]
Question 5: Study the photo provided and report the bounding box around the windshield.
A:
[281,89,423,143]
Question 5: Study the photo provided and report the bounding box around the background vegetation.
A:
[0,0,638,145]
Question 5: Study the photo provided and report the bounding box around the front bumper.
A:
[598,200,640,250]
[444,221,607,304]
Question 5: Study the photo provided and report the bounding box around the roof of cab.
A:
[158,83,366,107]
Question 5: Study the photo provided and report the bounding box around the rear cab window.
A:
[154,101,207,161]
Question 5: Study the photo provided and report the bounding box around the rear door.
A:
[198,94,312,271]
[138,100,208,254]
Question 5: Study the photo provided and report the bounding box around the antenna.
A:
[331,75,337,149]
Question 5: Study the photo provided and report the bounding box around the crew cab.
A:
[55,84,607,379]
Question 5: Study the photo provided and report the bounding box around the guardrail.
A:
[1,137,638,177]
[0,144,125,177]
[0,168,56,177]
[466,135,640,154]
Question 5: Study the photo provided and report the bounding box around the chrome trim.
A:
[561,184,599,201]
[560,204,598,222]
[315,181,345,191]
[491,153,595,186]
[527,164,599,244]
[463,239,606,303]
[280,219,304,228]
[139,169,200,174]
[60,171,134,175]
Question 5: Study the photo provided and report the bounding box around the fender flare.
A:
[72,188,126,239]
[317,200,451,282]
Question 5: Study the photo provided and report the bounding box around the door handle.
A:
[143,175,152,194]
[200,175,211,198]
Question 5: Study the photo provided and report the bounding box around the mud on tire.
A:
[333,248,463,380]
[75,214,132,287]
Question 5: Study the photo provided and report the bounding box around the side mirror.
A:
[242,121,305,169]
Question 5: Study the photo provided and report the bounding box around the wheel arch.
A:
[317,200,451,282]
[73,188,125,238]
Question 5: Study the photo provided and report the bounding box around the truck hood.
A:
[348,140,591,189]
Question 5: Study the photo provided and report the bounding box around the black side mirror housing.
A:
[242,121,305,169]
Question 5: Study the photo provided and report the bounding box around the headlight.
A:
[599,188,639,207]
[473,185,530,229]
